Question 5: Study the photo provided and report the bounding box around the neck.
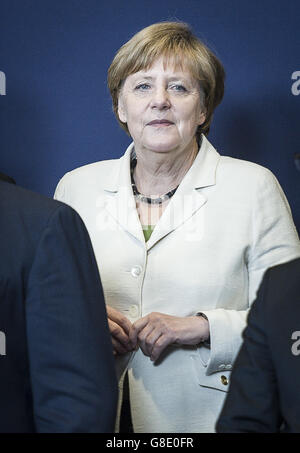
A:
[133,139,199,197]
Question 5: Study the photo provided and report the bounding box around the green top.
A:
[142,225,155,242]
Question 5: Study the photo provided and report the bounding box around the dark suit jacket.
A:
[0,172,15,184]
[216,257,300,433]
[0,180,118,432]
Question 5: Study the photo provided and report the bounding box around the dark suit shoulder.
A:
[0,180,76,230]
[263,258,300,311]
[267,257,300,281]
[0,180,63,214]
[260,258,300,373]
[0,172,16,184]
[0,181,82,265]
[244,257,300,353]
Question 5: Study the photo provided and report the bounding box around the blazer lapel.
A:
[102,135,220,249]
[146,135,220,250]
[103,143,145,244]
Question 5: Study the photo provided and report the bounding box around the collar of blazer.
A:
[103,134,221,249]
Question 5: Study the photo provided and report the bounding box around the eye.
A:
[170,84,187,92]
[135,83,151,91]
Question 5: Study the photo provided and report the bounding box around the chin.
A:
[144,139,180,153]
[139,129,180,153]
[147,145,178,154]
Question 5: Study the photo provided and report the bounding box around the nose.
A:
[150,87,170,110]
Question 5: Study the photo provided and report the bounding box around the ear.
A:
[117,96,127,123]
[198,110,206,126]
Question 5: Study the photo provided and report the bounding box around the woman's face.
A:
[118,57,206,155]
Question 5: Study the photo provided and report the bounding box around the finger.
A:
[137,324,156,357]
[107,305,132,335]
[129,315,150,347]
[111,336,129,355]
[142,327,164,358]
[150,334,171,362]
[108,319,134,351]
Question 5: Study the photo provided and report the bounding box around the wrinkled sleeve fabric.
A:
[216,270,282,432]
[54,173,71,206]
[26,203,118,432]
[201,168,300,375]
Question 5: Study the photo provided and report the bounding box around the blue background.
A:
[0,0,299,230]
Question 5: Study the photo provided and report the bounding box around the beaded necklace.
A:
[130,157,179,205]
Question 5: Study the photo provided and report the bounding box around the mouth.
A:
[147,119,174,126]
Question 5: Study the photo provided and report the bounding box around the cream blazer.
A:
[54,135,300,433]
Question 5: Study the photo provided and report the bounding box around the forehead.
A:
[126,56,196,82]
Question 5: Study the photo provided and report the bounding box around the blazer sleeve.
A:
[201,168,300,375]
[26,203,118,432]
[54,173,70,205]
[216,270,282,432]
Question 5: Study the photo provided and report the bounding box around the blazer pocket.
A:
[190,351,230,393]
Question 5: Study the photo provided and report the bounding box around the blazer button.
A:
[131,265,142,278]
[221,375,228,386]
[129,305,139,318]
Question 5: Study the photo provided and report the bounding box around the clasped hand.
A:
[107,306,209,362]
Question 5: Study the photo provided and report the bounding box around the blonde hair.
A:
[107,21,225,139]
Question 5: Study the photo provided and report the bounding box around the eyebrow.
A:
[132,75,192,83]
[134,76,154,80]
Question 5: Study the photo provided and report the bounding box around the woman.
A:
[54,22,300,433]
